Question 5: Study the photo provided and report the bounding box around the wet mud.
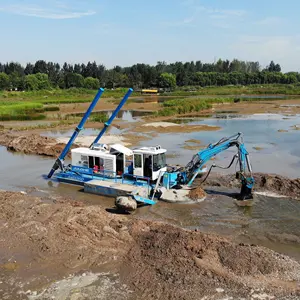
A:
[0,133,74,158]
[202,172,300,199]
[132,122,221,134]
[0,191,299,300]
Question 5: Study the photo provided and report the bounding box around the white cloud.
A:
[162,16,195,27]
[162,3,245,28]
[182,0,246,18]
[175,1,246,29]
[254,17,283,26]
[0,2,96,19]
[230,35,300,72]
[200,7,246,18]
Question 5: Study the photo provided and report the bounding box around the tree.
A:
[158,73,176,89]
[84,77,100,89]
[74,64,82,74]
[47,62,59,87]
[0,73,9,90]
[0,58,298,90]
[35,73,51,89]
[9,72,24,90]
[4,62,24,76]
[266,61,281,72]
[24,74,39,90]
[64,73,84,88]
[24,73,51,90]
[24,63,34,75]
[33,60,48,74]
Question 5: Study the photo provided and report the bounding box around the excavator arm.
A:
[176,132,254,200]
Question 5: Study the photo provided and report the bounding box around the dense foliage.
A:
[0,59,299,91]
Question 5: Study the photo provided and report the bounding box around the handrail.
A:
[122,173,151,196]
[93,169,117,182]
[71,166,118,182]
[122,173,150,184]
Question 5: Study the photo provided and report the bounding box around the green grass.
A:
[43,105,60,111]
[0,102,58,121]
[0,84,299,122]
[8,119,81,131]
[165,84,300,96]
[0,88,140,103]
[89,113,109,123]
[155,97,234,116]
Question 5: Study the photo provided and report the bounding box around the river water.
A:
[141,113,300,178]
[0,112,300,261]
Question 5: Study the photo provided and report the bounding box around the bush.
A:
[44,106,60,111]
[157,98,233,116]
[84,77,100,89]
[89,113,109,122]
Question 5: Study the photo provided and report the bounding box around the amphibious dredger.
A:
[47,88,255,210]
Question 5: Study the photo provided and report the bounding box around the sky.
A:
[0,0,299,72]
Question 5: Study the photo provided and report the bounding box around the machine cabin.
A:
[132,145,167,181]
[71,143,133,177]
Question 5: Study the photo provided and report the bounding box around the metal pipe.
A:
[47,87,105,178]
[90,88,133,148]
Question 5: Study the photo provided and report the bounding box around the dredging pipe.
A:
[47,87,105,178]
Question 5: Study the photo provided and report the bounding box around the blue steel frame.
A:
[90,88,134,147]
[47,88,105,178]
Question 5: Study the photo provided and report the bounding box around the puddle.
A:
[26,272,131,300]
[66,109,153,122]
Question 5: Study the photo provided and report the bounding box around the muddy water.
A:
[43,112,300,179]
[141,113,300,178]
[66,109,152,122]
[0,146,114,208]
[1,113,300,262]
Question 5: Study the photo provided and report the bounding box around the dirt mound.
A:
[0,191,131,269]
[0,133,76,157]
[188,186,206,200]
[122,222,300,299]
[0,191,299,299]
[202,172,300,199]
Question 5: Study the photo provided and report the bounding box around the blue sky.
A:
[0,0,299,72]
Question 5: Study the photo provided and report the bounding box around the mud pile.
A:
[188,186,206,200]
[0,191,299,299]
[202,172,300,199]
[0,133,76,157]
[122,221,300,299]
[0,191,131,271]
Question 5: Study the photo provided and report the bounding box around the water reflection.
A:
[66,110,152,122]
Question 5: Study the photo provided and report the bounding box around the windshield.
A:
[153,153,166,171]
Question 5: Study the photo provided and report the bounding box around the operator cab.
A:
[132,145,167,181]
[71,143,133,177]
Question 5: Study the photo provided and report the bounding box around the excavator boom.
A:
[173,132,255,200]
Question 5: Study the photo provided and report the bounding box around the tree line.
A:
[0,59,299,91]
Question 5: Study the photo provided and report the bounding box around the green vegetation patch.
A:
[0,102,48,121]
[156,97,234,116]
[89,113,109,123]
